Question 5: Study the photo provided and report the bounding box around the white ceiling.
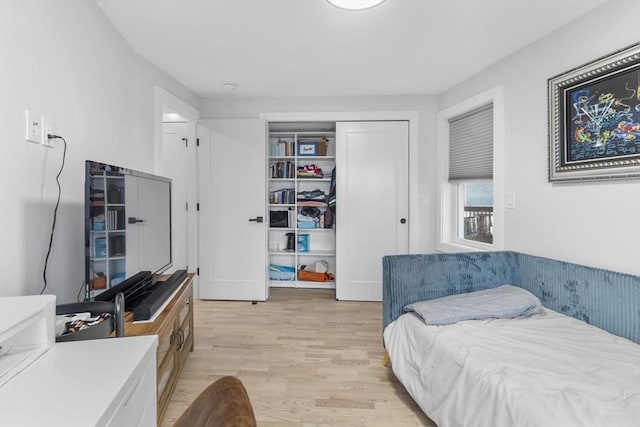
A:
[96,0,607,99]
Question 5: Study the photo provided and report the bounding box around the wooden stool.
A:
[173,376,257,427]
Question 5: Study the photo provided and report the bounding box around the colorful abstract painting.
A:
[566,67,640,164]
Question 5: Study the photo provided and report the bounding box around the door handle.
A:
[249,216,264,223]
[400,218,407,224]
[128,217,144,224]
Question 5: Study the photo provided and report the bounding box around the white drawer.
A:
[106,342,157,427]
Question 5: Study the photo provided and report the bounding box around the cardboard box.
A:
[297,139,327,156]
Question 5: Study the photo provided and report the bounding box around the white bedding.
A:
[383,308,640,427]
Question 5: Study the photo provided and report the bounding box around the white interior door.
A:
[336,121,409,301]
[197,119,268,301]
[162,122,188,271]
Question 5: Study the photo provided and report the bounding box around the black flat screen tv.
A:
[84,160,172,301]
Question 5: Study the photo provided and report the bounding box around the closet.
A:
[197,118,409,302]
[267,122,337,290]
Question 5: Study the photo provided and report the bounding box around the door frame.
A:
[260,111,419,254]
[154,86,201,296]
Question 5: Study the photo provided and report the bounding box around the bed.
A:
[382,251,640,427]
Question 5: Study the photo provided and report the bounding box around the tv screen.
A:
[84,160,172,300]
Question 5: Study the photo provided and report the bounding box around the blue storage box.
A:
[298,234,309,252]
[297,220,317,229]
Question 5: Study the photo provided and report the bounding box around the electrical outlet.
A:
[41,117,55,148]
[25,110,43,144]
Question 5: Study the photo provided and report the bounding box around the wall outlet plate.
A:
[25,110,43,144]
[41,117,55,148]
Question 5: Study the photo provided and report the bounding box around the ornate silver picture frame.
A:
[548,43,640,182]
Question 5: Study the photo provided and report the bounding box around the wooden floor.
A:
[162,287,436,426]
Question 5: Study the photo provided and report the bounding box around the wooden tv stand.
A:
[122,272,195,424]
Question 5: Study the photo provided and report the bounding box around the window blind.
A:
[448,103,493,181]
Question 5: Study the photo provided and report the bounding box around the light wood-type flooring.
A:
[162,287,436,426]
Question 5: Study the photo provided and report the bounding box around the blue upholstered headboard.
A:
[382,251,640,344]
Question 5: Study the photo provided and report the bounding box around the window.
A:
[461,181,493,244]
[436,86,503,252]
[449,104,493,245]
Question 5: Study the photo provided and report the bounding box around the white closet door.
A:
[197,119,268,301]
[336,121,409,301]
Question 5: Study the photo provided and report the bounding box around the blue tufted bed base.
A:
[383,251,640,344]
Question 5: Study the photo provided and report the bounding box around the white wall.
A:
[0,1,201,302]
[203,95,438,256]
[438,1,640,275]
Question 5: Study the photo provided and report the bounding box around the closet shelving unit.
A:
[267,125,336,289]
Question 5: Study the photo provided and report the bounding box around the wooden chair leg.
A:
[382,351,390,367]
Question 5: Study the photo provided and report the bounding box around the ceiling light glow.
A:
[327,0,386,11]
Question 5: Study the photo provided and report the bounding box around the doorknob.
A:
[400,218,407,224]
[249,216,264,223]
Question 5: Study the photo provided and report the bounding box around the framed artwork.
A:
[548,43,640,182]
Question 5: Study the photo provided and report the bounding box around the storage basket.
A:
[297,270,331,282]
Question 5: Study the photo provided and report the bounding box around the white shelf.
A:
[269,228,334,232]
[297,156,335,161]
[297,177,331,182]
[268,250,335,257]
[268,127,336,292]
[297,250,335,257]
[269,280,336,290]
[268,250,296,255]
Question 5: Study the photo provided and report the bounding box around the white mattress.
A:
[383,308,640,427]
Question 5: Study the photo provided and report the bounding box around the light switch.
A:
[506,192,516,209]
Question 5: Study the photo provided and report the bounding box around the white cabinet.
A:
[0,335,158,427]
[267,125,337,290]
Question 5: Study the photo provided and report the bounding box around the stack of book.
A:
[269,137,294,157]
[269,188,296,204]
[270,161,295,178]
